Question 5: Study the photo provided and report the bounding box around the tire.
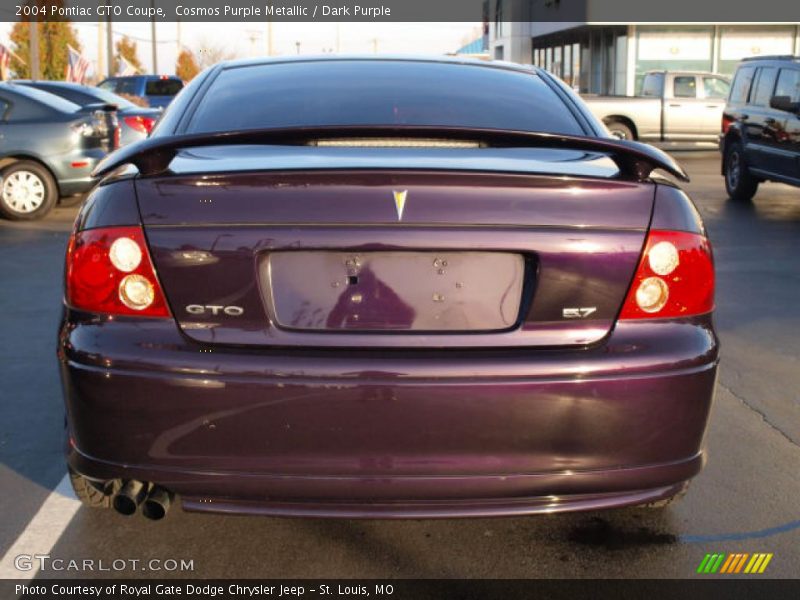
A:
[724,141,759,202]
[68,467,120,509]
[640,482,690,509]
[0,160,58,221]
[606,120,634,140]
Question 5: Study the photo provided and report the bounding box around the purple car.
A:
[59,57,717,520]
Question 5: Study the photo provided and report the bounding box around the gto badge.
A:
[562,307,597,319]
[186,305,244,316]
[392,190,408,221]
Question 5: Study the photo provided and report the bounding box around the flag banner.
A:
[116,55,138,77]
[0,44,11,81]
[65,45,91,83]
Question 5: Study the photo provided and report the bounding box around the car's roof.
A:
[740,55,800,64]
[0,81,81,111]
[643,70,729,77]
[217,54,539,75]
[102,74,181,80]
[15,80,89,90]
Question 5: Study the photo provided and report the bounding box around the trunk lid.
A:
[137,145,654,349]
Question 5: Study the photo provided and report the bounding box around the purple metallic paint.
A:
[60,158,717,517]
[139,171,653,349]
[61,310,717,516]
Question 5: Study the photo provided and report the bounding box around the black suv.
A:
[721,55,800,201]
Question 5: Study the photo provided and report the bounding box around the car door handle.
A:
[765,118,777,125]
[740,114,749,121]
[669,103,682,108]
[706,105,719,108]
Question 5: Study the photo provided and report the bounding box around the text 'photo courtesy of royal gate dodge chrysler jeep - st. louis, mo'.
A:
[60,56,716,521]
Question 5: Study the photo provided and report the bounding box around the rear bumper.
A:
[53,148,105,196]
[60,313,718,517]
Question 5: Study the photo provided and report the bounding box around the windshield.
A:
[187,60,584,136]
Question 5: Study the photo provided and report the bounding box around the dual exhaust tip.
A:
[113,480,173,520]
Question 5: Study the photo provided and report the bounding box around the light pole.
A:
[150,0,158,73]
[28,21,39,79]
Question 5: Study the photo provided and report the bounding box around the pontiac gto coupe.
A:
[60,56,717,520]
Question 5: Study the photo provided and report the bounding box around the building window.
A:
[635,26,713,91]
[718,26,795,76]
[553,46,562,78]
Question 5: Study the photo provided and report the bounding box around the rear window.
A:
[729,66,756,103]
[145,79,183,96]
[640,73,664,97]
[3,86,80,117]
[187,60,584,135]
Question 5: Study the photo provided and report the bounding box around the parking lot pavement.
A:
[1,154,798,579]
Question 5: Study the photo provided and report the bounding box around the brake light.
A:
[619,230,714,320]
[65,226,170,317]
[124,115,155,135]
[722,113,734,134]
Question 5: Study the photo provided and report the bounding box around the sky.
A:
[0,21,482,78]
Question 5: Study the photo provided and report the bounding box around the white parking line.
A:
[0,474,80,580]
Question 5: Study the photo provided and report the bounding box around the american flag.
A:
[0,43,11,81]
[65,45,90,84]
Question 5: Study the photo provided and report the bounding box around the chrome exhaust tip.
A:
[142,486,174,521]
[113,480,147,516]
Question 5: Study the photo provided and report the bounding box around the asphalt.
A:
[0,152,798,579]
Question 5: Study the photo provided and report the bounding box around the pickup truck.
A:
[582,71,731,143]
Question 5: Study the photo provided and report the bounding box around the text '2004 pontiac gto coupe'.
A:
[59,56,717,520]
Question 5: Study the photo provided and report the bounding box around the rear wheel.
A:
[606,120,634,140]
[724,141,759,202]
[0,160,58,220]
[68,467,119,509]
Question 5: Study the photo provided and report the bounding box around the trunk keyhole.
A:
[348,276,359,285]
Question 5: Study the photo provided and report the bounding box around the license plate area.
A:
[263,251,526,332]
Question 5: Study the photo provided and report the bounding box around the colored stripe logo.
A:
[696,552,773,574]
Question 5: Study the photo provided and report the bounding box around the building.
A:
[488,1,800,95]
[455,36,490,60]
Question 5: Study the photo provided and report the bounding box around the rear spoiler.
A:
[91,126,689,182]
[81,102,118,112]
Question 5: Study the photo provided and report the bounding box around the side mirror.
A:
[769,95,800,114]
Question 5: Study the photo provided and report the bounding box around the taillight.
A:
[124,115,155,135]
[65,226,170,318]
[619,230,714,320]
[722,113,734,134]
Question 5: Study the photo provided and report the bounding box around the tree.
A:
[9,1,83,80]
[113,36,143,75]
[175,48,200,82]
[195,38,237,70]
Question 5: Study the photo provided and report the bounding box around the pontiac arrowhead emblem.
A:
[393,190,408,221]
